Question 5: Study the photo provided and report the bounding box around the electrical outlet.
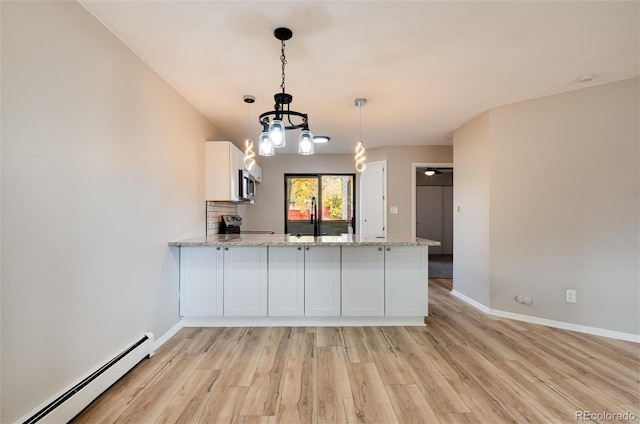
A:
[565,289,577,303]
[515,295,532,305]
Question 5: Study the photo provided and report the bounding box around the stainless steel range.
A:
[220,215,274,234]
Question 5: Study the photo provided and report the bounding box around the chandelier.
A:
[258,28,328,157]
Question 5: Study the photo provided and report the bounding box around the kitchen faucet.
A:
[310,196,319,237]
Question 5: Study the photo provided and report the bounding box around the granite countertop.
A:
[169,234,441,247]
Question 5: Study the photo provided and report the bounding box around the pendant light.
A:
[258,28,324,156]
[242,95,256,170]
[298,129,314,155]
[259,130,274,156]
[354,98,367,172]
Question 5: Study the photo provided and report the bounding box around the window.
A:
[285,174,356,236]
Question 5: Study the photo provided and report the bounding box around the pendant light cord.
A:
[280,39,287,94]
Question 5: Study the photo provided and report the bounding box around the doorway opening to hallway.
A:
[413,163,453,279]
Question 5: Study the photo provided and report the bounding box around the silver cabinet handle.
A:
[225,247,229,251]
[216,247,221,251]
[378,247,383,251]
[306,247,310,251]
[297,247,302,251]
[386,247,391,251]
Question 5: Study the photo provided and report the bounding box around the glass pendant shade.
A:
[258,131,274,156]
[298,129,314,155]
[269,119,286,148]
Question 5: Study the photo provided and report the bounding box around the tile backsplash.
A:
[206,201,238,235]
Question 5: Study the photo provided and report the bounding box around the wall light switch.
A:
[390,206,398,214]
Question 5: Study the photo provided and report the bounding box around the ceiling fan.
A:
[424,167,442,176]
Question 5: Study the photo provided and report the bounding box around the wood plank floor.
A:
[72,279,640,424]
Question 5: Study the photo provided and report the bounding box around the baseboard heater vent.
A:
[22,332,154,424]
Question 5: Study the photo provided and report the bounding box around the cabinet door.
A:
[205,141,241,202]
[342,246,385,316]
[179,246,223,316]
[385,246,428,316]
[268,246,305,316]
[223,246,268,316]
[304,246,341,316]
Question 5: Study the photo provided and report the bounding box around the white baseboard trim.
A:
[451,290,490,313]
[181,316,426,327]
[154,321,184,352]
[451,290,640,343]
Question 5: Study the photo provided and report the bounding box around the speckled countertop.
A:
[169,234,440,247]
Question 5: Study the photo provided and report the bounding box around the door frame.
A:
[411,162,454,238]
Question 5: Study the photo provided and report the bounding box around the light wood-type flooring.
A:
[72,279,639,424]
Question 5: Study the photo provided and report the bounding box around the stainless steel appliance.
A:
[221,214,242,234]
[239,169,256,202]
[220,214,275,234]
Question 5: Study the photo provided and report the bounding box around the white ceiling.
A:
[80,1,639,154]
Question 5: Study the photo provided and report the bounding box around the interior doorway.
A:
[412,163,454,279]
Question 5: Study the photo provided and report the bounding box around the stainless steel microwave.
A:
[239,169,256,202]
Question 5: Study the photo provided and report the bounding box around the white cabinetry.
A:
[179,246,223,316]
[385,246,428,316]
[268,246,305,316]
[304,246,341,316]
[223,246,268,316]
[205,141,262,201]
[341,246,385,316]
[248,162,262,183]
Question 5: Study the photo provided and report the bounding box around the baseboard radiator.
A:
[22,332,154,424]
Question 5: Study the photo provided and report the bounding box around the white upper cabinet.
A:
[205,141,262,201]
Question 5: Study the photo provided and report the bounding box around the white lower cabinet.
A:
[304,246,341,316]
[385,246,428,316]
[268,246,305,316]
[223,246,268,316]
[179,246,223,316]
[341,246,385,316]
[180,243,428,322]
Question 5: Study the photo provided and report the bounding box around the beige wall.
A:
[454,78,639,335]
[1,2,225,422]
[240,154,356,233]
[453,111,492,306]
[385,146,453,236]
[242,145,453,236]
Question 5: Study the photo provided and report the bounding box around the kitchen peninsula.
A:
[169,234,440,326]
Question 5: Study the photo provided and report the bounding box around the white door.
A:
[341,246,385,316]
[360,160,386,236]
[304,246,341,316]
[223,246,268,316]
[268,246,305,316]
[416,186,443,254]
